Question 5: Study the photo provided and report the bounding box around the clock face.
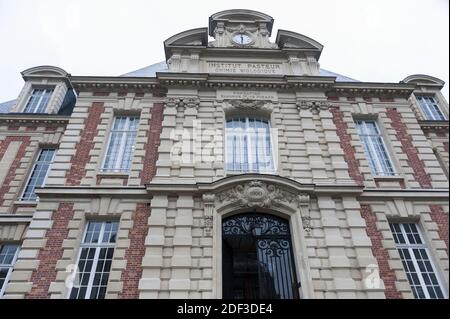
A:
[233,33,252,45]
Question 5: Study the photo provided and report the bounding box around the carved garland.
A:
[165,97,200,109]
[222,99,275,114]
[296,100,330,114]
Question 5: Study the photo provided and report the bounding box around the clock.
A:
[232,33,252,45]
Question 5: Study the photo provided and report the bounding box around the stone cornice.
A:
[0,214,32,223]
[36,187,148,199]
[69,73,416,98]
[418,120,449,130]
[329,82,415,98]
[147,174,364,195]
[0,114,70,125]
[359,189,449,200]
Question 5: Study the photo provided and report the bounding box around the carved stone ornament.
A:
[301,216,312,234]
[202,193,215,236]
[217,180,297,208]
[165,97,200,109]
[223,100,273,113]
[296,100,330,114]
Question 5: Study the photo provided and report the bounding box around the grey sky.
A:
[0,0,448,102]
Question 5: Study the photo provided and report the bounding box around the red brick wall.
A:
[118,203,151,299]
[0,136,31,206]
[27,203,75,298]
[140,103,164,185]
[66,102,105,186]
[360,205,402,299]
[330,107,365,186]
[386,108,432,188]
[429,205,449,255]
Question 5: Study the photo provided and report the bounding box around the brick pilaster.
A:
[27,203,75,298]
[118,203,151,298]
[360,204,402,299]
[330,107,365,186]
[386,108,432,188]
[140,103,163,185]
[429,205,449,255]
[66,102,104,186]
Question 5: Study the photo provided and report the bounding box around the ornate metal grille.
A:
[222,213,299,299]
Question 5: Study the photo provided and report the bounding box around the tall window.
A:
[21,148,56,201]
[0,244,19,297]
[355,120,395,176]
[417,96,447,121]
[226,117,274,173]
[390,223,446,299]
[23,88,53,113]
[102,116,139,172]
[69,221,118,299]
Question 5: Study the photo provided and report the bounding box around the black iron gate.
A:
[222,213,300,299]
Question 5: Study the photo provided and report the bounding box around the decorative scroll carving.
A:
[202,193,215,236]
[296,100,329,114]
[217,180,299,209]
[165,97,200,109]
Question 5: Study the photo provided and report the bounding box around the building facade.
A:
[0,9,448,299]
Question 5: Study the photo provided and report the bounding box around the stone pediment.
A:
[21,65,70,79]
[275,30,323,58]
[164,28,208,59]
[402,74,445,88]
[209,9,274,36]
[205,174,313,213]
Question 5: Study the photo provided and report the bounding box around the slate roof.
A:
[0,64,359,112]
[120,61,359,82]
[0,99,16,113]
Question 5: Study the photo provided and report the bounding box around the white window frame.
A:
[101,116,139,173]
[67,221,117,299]
[225,117,275,174]
[23,88,54,113]
[0,244,20,297]
[355,120,396,176]
[21,148,56,201]
[416,95,447,121]
[390,223,447,299]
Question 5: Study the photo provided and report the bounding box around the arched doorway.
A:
[222,213,300,299]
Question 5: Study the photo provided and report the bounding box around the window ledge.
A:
[225,170,277,176]
[97,172,130,178]
[418,120,449,129]
[373,175,405,182]
[13,200,38,206]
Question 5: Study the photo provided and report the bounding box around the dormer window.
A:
[23,88,54,113]
[416,95,447,121]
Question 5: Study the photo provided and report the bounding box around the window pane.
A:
[70,222,117,299]
[102,116,139,172]
[23,88,53,113]
[418,95,446,121]
[21,149,56,201]
[0,245,19,296]
[226,117,273,173]
[389,223,445,299]
[355,120,395,176]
